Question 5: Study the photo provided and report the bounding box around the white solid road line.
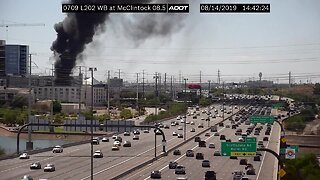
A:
[142,127,226,180]
[0,148,81,173]
[80,136,177,180]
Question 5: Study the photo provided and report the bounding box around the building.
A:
[5,44,29,76]
[0,40,5,77]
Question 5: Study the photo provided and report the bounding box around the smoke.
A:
[51,0,188,85]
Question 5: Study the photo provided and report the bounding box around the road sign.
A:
[250,115,274,124]
[285,148,296,159]
[272,103,283,109]
[281,137,287,143]
[278,168,286,177]
[221,142,256,157]
[280,145,299,155]
[245,137,257,142]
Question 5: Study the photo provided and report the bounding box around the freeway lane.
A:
[122,105,281,180]
[0,103,239,180]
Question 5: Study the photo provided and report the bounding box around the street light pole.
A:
[184,78,188,141]
[89,67,97,180]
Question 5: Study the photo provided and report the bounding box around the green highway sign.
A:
[250,115,274,124]
[221,142,256,157]
[280,145,299,155]
[272,103,283,109]
[245,137,257,142]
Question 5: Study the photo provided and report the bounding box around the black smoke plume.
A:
[52,0,188,86]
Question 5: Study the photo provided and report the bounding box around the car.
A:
[169,161,178,169]
[240,159,248,165]
[213,150,221,156]
[240,177,250,180]
[254,131,260,135]
[232,170,245,180]
[230,156,238,159]
[202,160,210,167]
[204,171,217,180]
[226,125,230,128]
[155,130,162,135]
[113,140,121,146]
[198,124,204,128]
[43,164,55,172]
[253,155,261,161]
[241,133,248,137]
[173,149,181,155]
[171,122,177,126]
[208,143,215,148]
[246,168,256,175]
[263,137,269,141]
[173,132,178,136]
[190,121,195,125]
[193,115,197,119]
[123,141,132,147]
[190,128,195,132]
[101,137,109,142]
[176,176,188,180]
[177,116,181,120]
[199,141,206,147]
[220,135,226,140]
[112,145,120,151]
[214,132,220,136]
[164,124,170,129]
[219,122,224,127]
[196,152,204,159]
[175,165,186,174]
[112,135,117,139]
[256,151,262,156]
[177,134,183,138]
[258,141,264,146]
[265,131,270,135]
[93,150,103,158]
[205,132,210,137]
[150,170,161,179]
[195,136,201,142]
[201,117,205,121]
[52,145,63,153]
[178,126,183,130]
[133,135,139,140]
[30,162,41,169]
[19,153,30,159]
[186,150,194,157]
[143,129,150,133]
[124,131,130,136]
[115,136,122,142]
[133,130,140,135]
[180,119,185,123]
[21,175,33,180]
[238,137,244,142]
[245,163,254,170]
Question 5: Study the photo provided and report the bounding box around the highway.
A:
[121,105,283,180]
[0,103,241,180]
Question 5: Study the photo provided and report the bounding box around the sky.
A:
[0,0,320,84]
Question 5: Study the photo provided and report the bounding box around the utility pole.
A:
[154,72,159,97]
[217,69,221,85]
[208,80,211,93]
[170,76,173,100]
[136,73,139,110]
[107,70,110,116]
[183,78,188,141]
[289,71,291,89]
[27,53,35,150]
[164,73,167,93]
[88,67,97,180]
[51,64,54,129]
[222,81,225,122]
[200,71,202,97]
[159,73,161,94]
[78,66,82,120]
[142,70,145,99]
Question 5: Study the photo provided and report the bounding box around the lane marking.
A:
[0,148,80,173]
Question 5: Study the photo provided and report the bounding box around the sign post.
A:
[250,115,274,124]
[221,142,256,157]
[285,148,296,159]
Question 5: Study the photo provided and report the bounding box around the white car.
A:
[19,153,30,159]
[178,126,183,130]
[93,150,103,158]
[190,121,195,125]
[180,119,185,123]
[101,137,109,142]
[113,141,121,146]
[238,137,244,142]
[52,145,63,153]
[208,143,215,148]
[173,132,178,136]
[112,135,117,139]
[112,146,120,151]
[190,128,195,132]
[177,134,183,138]
[43,164,55,172]
[176,116,181,120]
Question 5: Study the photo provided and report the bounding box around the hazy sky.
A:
[0,0,319,84]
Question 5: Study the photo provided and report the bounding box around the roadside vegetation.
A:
[143,102,187,123]
[283,153,320,180]
[285,108,318,132]
[0,146,5,157]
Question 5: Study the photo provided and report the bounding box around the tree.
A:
[10,96,27,109]
[3,109,17,125]
[53,101,62,114]
[120,109,133,119]
[314,83,320,95]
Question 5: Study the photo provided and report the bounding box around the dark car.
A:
[202,160,210,167]
[173,149,181,155]
[263,137,269,141]
[169,161,178,169]
[124,131,130,136]
[196,152,204,159]
[254,155,261,161]
[240,159,248,165]
[265,131,270,135]
[230,156,238,159]
[204,171,217,180]
[150,170,161,179]
[220,135,226,140]
[123,141,131,147]
[246,167,256,175]
[186,150,194,157]
[195,136,201,142]
[30,162,41,169]
[199,141,206,147]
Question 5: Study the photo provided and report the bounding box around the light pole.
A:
[183,78,188,141]
[208,80,211,93]
[89,67,97,180]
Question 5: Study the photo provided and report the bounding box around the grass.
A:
[34,127,83,134]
